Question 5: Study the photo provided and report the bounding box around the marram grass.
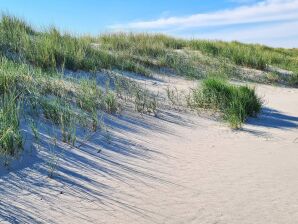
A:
[0,14,297,84]
[0,14,296,162]
[0,55,158,162]
[190,78,262,128]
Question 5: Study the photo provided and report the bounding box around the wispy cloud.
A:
[110,0,298,30]
[179,21,298,47]
[108,0,298,47]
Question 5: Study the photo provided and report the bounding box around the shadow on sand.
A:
[247,107,298,129]
[239,107,298,140]
[0,109,193,223]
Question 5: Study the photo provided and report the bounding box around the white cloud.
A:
[178,21,298,48]
[110,0,298,30]
[108,0,298,47]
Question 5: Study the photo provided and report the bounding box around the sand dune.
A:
[0,75,297,223]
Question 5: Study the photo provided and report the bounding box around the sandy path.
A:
[0,78,297,223]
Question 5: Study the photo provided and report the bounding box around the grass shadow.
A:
[0,109,191,223]
[247,107,298,129]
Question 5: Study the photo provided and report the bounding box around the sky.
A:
[0,0,297,48]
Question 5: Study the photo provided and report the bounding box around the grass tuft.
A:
[0,89,22,160]
[190,78,262,128]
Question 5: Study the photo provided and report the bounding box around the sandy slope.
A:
[0,74,298,224]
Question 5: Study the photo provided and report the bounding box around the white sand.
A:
[0,75,298,223]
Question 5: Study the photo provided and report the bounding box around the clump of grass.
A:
[0,65,25,163]
[103,92,118,114]
[134,89,158,116]
[190,78,262,128]
[41,98,78,144]
[76,79,102,112]
[0,89,23,162]
[0,14,33,55]
[289,73,298,86]
[266,72,280,83]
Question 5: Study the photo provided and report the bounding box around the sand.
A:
[0,74,298,224]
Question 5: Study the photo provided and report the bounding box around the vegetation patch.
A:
[0,90,22,162]
[0,15,297,84]
[190,78,262,128]
[0,14,296,164]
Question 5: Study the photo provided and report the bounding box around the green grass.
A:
[0,89,22,161]
[0,57,122,161]
[188,40,298,74]
[0,53,158,161]
[96,33,298,82]
[190,78,262,128]
[0,15,151,75]
[0,14,296,161]
[1,14,297,83]
[0,63,24,161]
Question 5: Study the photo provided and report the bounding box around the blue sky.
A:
[0,0,297,47]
